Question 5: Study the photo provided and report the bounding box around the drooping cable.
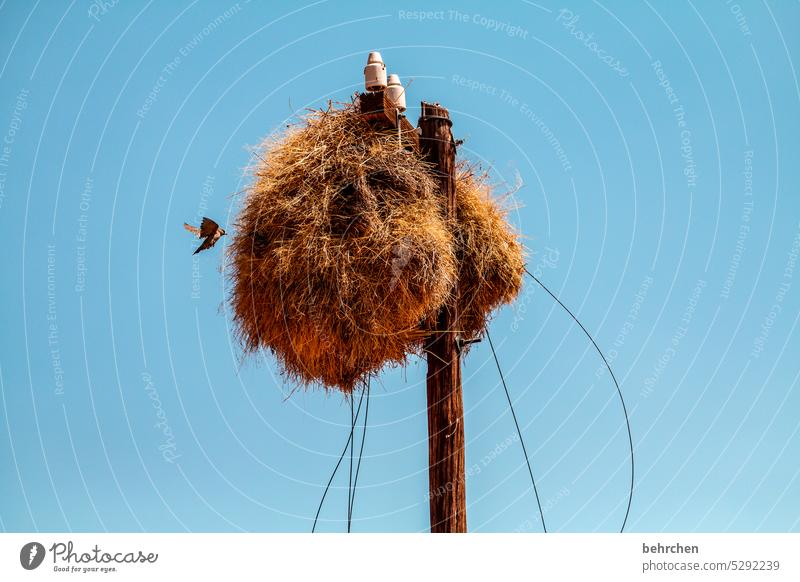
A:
[486,329,547,533]
[348,377,370,532]
[524,267,634,533]
[311,384,366,533]
[347,395,354,525]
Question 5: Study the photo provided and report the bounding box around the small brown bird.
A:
[184,217,226,254]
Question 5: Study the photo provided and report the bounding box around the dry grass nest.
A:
[230,103,524,392]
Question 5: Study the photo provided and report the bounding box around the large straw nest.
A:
[453,166,525,341]
[230,103,523,392]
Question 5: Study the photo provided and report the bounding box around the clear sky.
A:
[0,0,798,533]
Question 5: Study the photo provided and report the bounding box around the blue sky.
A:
[0,0,798,532]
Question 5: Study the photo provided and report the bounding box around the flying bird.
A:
[184,217,226,254]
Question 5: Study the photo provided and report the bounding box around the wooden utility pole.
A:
[359,94,465,532]
[419,101,466,533]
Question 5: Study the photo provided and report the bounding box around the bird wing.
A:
[193,234,217,255]
[184,223,201,236]
[200,217,219,237]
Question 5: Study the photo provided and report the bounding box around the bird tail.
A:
[184,223,200,236]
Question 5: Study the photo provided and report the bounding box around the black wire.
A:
[347,395,354,525]
[311,386,366,533]
[486,329,547,533]
[348,377,370,532]
[524,267,634,533]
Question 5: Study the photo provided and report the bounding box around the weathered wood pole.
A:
[419,101,466,533]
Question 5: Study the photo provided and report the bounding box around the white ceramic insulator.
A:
[364,51,387,91]
[385,73,406,112]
